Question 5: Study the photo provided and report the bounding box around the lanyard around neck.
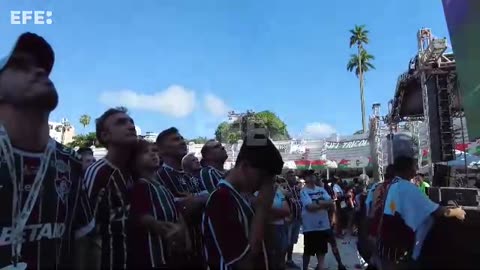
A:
[0,125,55,265]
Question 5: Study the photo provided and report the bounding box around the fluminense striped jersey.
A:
[156,163,206,267]
[127,177,179,269]
[200,166,224,194]
[156,164,197,197]
[83,158,133,270]
[202,180,268,270]
[185,173,207,195]
[0,142,94,270]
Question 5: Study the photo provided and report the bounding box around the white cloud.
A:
[204,93,230,117]
[303,122,336,139]
[98,85,196,118]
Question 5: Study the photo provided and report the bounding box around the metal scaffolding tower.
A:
[386,27,460,182]
[372,103,384,182]
[417,28,452,176]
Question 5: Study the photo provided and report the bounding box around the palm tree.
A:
[347,24,375,133]
[79,114,91,133]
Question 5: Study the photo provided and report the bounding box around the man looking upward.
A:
[156,127,208,269]
[200,139,228,193]
[0,32,94,269]
[182,153,207,195]
[83,107,138,270]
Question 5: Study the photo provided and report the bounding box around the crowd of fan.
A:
[0,32,469,270]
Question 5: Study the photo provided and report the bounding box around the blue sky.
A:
[1,0,450,139]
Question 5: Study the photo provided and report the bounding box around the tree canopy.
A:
[189,136,209,144]
[346,49,375,77]
[66,132,102,148]
[214,110,290,144]
[79,114,91,128]
[349,24,370,48]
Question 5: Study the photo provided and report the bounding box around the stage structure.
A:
[388,28,463,177]
[369,103,385,182]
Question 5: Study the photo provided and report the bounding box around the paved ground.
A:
[290,233,364,270]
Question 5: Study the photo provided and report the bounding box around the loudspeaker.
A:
[426,75,455,162]
[427,187,480,207]
[432,164,449,187]
[423,187,480,268]
[420,208,480,269]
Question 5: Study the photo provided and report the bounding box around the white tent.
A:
[447,150,480,168]
[326,160,338,169]
[283,160,297,169]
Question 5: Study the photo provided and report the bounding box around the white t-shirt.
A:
[365,182,381,217]
[254,189,286,225]
[271,189,286,225]
[300,186,332,232]
[333,183,343,195]
[382,178,439,260]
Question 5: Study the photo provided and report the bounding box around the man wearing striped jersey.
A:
[128,140,189,269]
[202,134,284,270]
[182,153,208,195]
[155,127,208,268]
[83,107,138,270]
[284,170,302,269]
[200,140,227,193]
[0,32,94,269]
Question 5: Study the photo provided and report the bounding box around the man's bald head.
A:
[201,139,228,165]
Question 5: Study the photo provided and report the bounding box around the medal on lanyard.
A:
[0,125,55,269]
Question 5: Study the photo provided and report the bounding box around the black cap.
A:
[0,32,54,75]
[236,133,284,175]
[303,169,315,176]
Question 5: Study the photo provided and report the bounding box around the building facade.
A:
[49,121,75,144]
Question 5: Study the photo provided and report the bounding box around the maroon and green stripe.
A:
[310,160,327,170]
[294,160,310,170]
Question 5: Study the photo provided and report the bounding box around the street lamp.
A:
[60,118,71,144]
[227,110,255,138]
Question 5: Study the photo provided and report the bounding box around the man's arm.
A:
[204,187,268,270]
[433,206,465,220]
[76,164,111,270]
[73,179,99,270]
[305,200,334,212]
[396,182,466,232]
[200,167,221,194]
[270,200,290,219]
[234,182,275,270]
[181,195,208,223]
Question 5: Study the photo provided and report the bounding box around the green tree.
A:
[347,25,375,134]
[189,136,209,144]
[66,132,102,148]
[214,110,290,143]
[79,114,91,136]
[79,114,91,128]
[254,111,290,140]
